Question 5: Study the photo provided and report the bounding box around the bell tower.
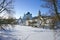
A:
[38,10,41,16]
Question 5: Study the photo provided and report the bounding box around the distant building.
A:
[24,11,53,28]
[18,11,60,29]
[25,10,42,27]
[23,12,32,20]
[17,17,23,25]
[22,12,32,25]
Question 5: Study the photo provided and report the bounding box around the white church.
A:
[17,11,60,29]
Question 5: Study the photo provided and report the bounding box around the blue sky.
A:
[14,0,50,19]
[14,0,40,18]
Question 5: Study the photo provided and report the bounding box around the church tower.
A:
[38,10,41,17]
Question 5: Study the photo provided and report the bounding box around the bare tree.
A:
[0,0,13,13]
[41,0,60,20]
[40,0,60,29]
[0,0,15,30]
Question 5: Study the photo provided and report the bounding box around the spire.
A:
[24,13,25,16]
[38,10,41,16]
[19,16,21,19]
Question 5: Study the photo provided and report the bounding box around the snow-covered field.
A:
[0,25,60,40]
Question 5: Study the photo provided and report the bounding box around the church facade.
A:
[18,11,59,29]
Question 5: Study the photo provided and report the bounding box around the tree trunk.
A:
[53,0,60,20]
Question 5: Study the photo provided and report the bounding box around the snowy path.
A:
[0,25,60,40]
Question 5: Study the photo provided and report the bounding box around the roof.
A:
[41,16,52,19]
[26,12,32,15]
[32,16,38,19]
[32,16,52,20]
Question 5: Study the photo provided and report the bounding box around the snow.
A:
[0,25,60,40]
